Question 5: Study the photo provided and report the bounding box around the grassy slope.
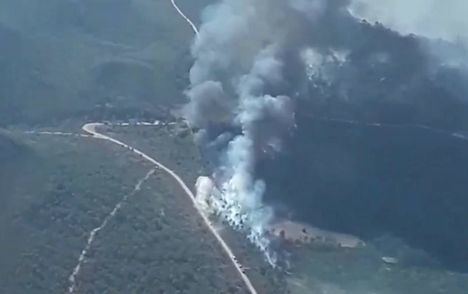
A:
[0,131,150,293]
[0,128,250,293]
[0,132,43,281]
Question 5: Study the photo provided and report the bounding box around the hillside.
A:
[0,0,211,127]
[0,128,250,293]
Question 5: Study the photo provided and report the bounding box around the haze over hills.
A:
[0,0,213,126]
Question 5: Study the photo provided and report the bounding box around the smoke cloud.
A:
[183,0,468,265]
[184,0,330,262]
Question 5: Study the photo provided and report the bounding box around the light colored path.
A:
[171,0,199,35]
[82,123,258,294]
[68,168,157,294]
[31,2,255,292]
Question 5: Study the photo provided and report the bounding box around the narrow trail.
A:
[67,168,157,294]
[82,123,258,294]
[29,2,258,293]
[26,117,468,294]
[171,0,199,36]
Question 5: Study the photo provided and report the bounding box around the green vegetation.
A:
[0,132,42,283]
[0,0,210,127]
[102,123,205,185]
[0,1,288,292]
[0,0,286,292]
[0,128,262,293]
[286,237,468,294]
[0,131,152,292]
[78,168,246,293]
[3,118,466,294]
[101,123,288,293]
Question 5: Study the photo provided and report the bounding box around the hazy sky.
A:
[350,0,468,44]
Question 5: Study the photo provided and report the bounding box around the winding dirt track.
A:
[170,0,199,35]
[30,2,259,292]
[156,4,258,291]
[82,123,258,294]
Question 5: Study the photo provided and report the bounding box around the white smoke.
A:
[184,0,323,263]
[185,0,468,265]
[195,176,217,213]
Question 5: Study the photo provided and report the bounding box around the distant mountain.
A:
[0,0,206,126]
